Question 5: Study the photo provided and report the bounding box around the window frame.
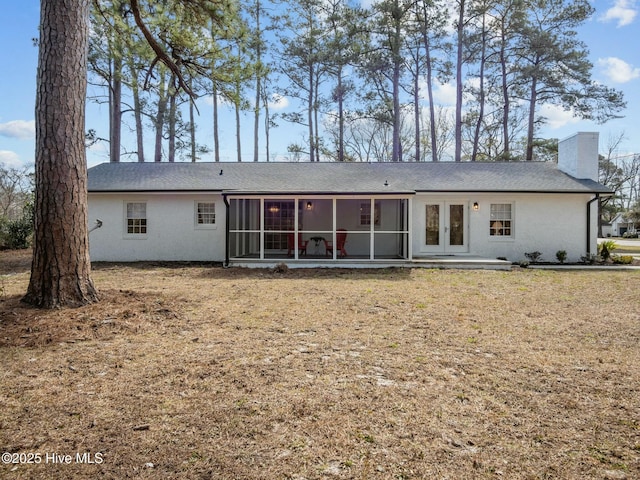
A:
[359,201,381,227]
[125,201,147,237]
[195,201,217,229]
[489,202,514,238]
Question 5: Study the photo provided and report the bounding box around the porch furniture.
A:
[310,236,326,255]
[325,229,347,257]
[287,233,308,257]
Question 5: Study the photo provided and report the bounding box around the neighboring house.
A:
[87,132,610,267]
[608,212,636,237]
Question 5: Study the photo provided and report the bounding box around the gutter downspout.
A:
[223,194,230,268]
[586,194,600,255]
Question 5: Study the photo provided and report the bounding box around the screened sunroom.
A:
[226,195,412,262]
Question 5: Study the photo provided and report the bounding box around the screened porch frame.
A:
[224,195,413,262]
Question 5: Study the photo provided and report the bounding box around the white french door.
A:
[423,202,468,253]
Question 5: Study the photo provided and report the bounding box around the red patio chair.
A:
[325,229,347,257]
[287,233,308,257]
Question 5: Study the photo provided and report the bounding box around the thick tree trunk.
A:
[24,0,98,308]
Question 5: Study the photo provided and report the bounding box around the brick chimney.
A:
[557,132,599,181]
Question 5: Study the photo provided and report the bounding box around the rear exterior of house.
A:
[87,132,610,266]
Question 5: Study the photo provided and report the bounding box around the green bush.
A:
[6,217,32,249]
[598,240,617,261]
[0,216,9,249]
[555,250,567,264]
[524,251,542,263]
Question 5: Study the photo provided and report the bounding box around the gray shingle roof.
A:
[87,161,611,194]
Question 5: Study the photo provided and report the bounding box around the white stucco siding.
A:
[88,193,225,262]
[413,193,595,262]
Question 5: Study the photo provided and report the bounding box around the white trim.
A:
[420,201,469,254]
[488,201,515,241]
[123,201,148,239]
[194,200,217,230]
[227,194,411,261]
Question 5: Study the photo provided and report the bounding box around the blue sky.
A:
[0,0,638,169]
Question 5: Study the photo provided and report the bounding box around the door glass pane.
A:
[449,204,464,246]
[264,201,294,250]
[425,204,440,245]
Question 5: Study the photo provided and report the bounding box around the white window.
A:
[126,202,147,235]
[360,201,381,226]
[490,203,512,237]
[196,202,216,226]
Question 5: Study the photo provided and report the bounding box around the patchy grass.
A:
[1,249,639,479]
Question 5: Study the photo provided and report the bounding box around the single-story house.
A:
[607,212,636,237]
[87,132,611,267]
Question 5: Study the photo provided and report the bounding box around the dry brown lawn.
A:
[1,250,639,479]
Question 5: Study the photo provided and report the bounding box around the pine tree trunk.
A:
[337,68,345,162]
[526,75,538,161]
[263,86,270,162]
[109,54,122,162]
[471,15,487,163]
[168,79,177,163]
[24,0,98,308]
[499,26,510,159]
[213,82,220,162]
[154,74,167,162]
[421,29,438,162]
[454,0,465,162]
[308,64,315,162]
[190,94,196,162]
[235,94,242,162]
[413,54,420,163]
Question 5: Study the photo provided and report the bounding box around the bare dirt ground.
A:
[1,249,639,479]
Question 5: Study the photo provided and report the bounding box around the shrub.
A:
[6,217,32,249]
[612,255,634,265]
[518,260,530,268]
[580,253,599,265]
[555,250,567,264]
[0,216,8,249]
[272,262,289,273]
[598,240,617,261]
[524,251,542,263]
